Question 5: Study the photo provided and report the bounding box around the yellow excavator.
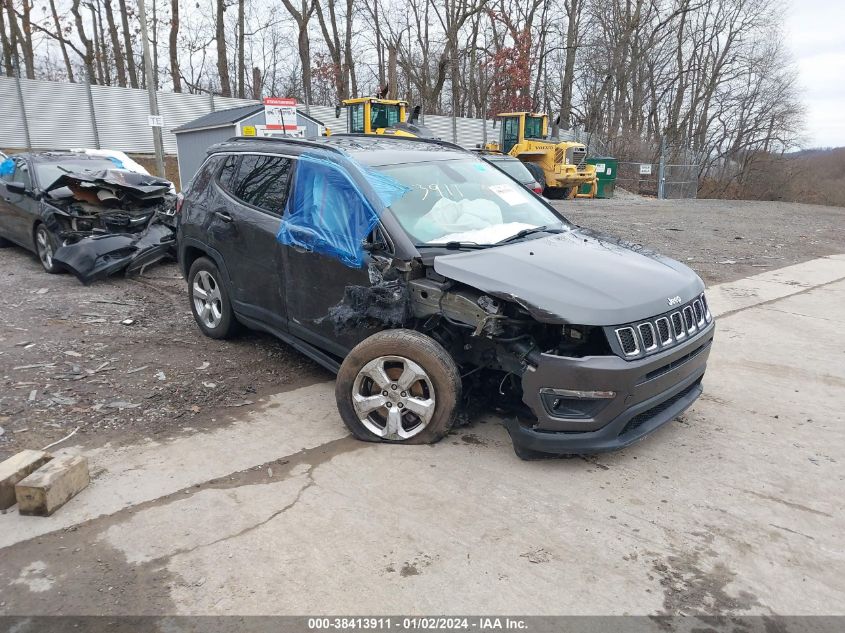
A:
[484,112,596,199]
[334,92,437,138]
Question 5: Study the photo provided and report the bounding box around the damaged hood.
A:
[432,228,704,325]
[45,169,172,202]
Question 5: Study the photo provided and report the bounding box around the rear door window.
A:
[227,154,293,216]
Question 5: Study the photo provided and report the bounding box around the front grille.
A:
[638,323,656,350]
[565,146,587,168]
[671,312,685,339]
[617,327,639,355]
[655,317,672,345]
[554,148,564,164]
[683,306,695,331]
[620,379,702,436]
[611,293,713,360]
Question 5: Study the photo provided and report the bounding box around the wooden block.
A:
[15,455,89,516]
[0,449,53,510]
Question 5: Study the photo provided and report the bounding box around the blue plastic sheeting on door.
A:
[0,158,14,176]
[277,153,409,268]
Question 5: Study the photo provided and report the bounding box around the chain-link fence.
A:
[616,160,700,199]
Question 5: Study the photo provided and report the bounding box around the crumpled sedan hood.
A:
[432,228,705,325]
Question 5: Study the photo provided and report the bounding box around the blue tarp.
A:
[277,152,409,268]
[0,158,14,177]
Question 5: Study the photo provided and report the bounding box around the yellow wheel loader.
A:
[334,97,437,138]
[484,112,596,199]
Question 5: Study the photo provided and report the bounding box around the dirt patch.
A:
[0,248,327,460]
[557,198,845,286]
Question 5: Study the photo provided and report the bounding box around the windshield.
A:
[371,103,401,129]
[374,158,567,246]
[525,116,544,139]
[36,159,118,189]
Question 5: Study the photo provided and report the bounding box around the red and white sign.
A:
[264,97,298,131]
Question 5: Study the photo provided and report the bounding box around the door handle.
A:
[214,211,234,223]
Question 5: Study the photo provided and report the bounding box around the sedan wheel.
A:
[35,225,60,274]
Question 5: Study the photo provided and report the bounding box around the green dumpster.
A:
[580,156,617,198]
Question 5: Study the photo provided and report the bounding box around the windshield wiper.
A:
[416,241,489,250]
[496,225,563,244]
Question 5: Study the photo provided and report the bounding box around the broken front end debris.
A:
[44,169,176,283]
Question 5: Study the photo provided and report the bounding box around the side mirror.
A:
[335,105,341,119]
[6,181,27,195]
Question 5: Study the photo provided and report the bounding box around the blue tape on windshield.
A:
[0,158,14,176]
[106,156,126,169]
[277,153,409,268]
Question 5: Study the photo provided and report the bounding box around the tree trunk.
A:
[102,0,125,85]
[0,0,15,76]
[169,0,181,91]
[20,0,34,78]
[71,0,97,83]
[559,0,580,130]
[215,0,231,96]
[118,0,138,87]
[386,42,397,99]
[251,66,261,99]
[237,0,245,97]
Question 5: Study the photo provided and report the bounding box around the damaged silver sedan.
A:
[177,136,714,459]
[0,151,176,283]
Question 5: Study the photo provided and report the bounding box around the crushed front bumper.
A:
[507,322,714,455]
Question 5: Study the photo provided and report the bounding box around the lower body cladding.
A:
[509,323,714,455]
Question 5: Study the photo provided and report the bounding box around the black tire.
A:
[544,186,571,200]
[33,223,62,274]
[335,329,461,445]
[523,162,546,189]
[187,256,237,339]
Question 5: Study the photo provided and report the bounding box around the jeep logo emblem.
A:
[667,295,683,306]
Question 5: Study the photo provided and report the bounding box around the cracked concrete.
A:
[0,256,844,617]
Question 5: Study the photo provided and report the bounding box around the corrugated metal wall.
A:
[0,76,504,153]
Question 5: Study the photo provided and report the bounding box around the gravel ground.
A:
[0,252,327,460]
[555,197,845,286]
[1,197,842,458]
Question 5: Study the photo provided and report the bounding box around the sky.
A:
[787,0,845,148]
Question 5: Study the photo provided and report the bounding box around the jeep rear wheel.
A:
[188,257,237,339]
[336,329,461,444]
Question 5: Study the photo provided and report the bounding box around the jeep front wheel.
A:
[335,330,461,445]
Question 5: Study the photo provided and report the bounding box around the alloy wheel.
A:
[192,269,224,329]
[351,355,436,441]
[35,226,53,270]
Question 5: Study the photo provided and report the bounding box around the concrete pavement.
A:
[1,255,844,616]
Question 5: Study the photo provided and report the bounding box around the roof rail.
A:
[329,133,470,153]
[220,136,347,155]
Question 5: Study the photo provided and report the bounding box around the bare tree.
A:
[215,0,231,95]
[168,0,181,91]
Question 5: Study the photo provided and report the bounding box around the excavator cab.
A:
[498,113,548,153]
[341,98,407,134]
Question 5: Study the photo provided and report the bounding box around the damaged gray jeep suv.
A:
[177,135,714,458]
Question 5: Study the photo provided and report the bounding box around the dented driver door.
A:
[281,244,381,359]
